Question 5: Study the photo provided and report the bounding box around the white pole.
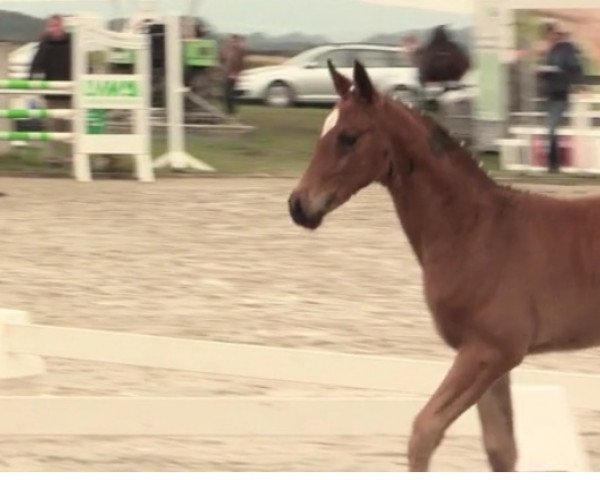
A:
[153,15,214,171]
[0,42,10,155]
[72,18,92,182]
[133,26,155,181]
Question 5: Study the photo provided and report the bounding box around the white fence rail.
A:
[0,308,592,471]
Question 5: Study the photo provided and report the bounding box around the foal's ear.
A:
[353,60,376,103]
[328,59,352,98]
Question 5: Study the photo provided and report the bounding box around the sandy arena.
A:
[1,177,599,472]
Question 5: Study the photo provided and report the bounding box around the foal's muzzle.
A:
[288,192,323,230]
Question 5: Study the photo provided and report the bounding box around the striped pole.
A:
[0,80,73,90]
[0,109,73,119]
[0,90,72,96]
[0,132,73,141]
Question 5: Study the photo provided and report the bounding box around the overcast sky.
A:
[1,0,472,41]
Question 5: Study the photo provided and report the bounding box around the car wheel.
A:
[389,86,415,106]
[264,82,294,107]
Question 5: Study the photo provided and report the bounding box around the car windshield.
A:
[283,46,411,68]
[283,47,330,66]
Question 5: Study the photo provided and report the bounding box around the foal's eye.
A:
[338,132,359,148]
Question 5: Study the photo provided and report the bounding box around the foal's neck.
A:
[381,101,498,264]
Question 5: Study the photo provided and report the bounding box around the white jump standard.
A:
[0,20,153,182]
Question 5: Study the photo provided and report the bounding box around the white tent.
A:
[362,0,600,13]
[361,0,473,14]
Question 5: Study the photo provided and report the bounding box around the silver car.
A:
[236,43,419,107]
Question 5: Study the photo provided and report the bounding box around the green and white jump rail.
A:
[0,109,73,119]
[0,80,73,90]
[0,131,73,141]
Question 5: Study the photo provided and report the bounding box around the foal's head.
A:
[288,60,396,229]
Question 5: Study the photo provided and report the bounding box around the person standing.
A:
[29,14,72,166]
[400,33,422,68]
[220,34,245,116]
[537,22,584,173]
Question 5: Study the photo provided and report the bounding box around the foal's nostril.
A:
[288,194,305,224]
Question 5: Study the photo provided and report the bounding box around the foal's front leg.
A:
[407,343,520,471]
[477,374,517,471]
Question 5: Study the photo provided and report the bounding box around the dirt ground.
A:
[1,177,600,472]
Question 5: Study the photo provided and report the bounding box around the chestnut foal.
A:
[289,60,600,471]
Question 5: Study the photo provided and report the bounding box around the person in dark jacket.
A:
[417,25,470,86]
[538,23,584,173]
[29,14,72,165]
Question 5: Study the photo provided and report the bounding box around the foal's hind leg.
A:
[477,374,517,471]
[407,342,520,471]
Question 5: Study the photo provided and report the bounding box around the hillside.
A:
[1,10,472,55]
[198,0,468,42]
[0,10,43,42]
[364,27,471,50]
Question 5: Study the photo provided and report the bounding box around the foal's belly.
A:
[529,329,600,353]
[528,290,600,353]
[511,236,600,353]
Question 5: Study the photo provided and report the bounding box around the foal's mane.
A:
[385,98,505,192]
